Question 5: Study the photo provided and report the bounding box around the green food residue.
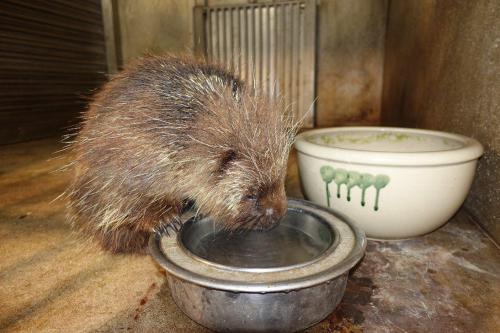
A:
[308,131,422,147]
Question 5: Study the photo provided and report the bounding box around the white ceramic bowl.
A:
[294,127,483,239]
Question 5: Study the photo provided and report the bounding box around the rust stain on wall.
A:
[316,0,388,127]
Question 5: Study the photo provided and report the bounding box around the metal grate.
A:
[194,0,317,127]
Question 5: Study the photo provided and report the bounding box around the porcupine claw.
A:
[157,216,183,237]
[172,217,183,230]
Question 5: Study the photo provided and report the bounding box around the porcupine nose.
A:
[258,192,287,229]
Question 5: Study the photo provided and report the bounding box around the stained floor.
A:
[0,139,499,332]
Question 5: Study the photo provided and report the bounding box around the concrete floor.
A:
[0,138,499,332]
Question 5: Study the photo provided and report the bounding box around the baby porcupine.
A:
[66,55,297,254]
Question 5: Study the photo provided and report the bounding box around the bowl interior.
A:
[180,208,335,270]
[305,129,464,153]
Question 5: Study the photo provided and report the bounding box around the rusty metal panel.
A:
[194,0,317,127]
[300,0,316,127]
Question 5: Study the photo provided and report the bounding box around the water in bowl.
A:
[181,209,335,270]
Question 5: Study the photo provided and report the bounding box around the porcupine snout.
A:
[258,191,287,230]
[241,183,287,231]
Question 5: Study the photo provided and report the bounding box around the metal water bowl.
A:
[149,199,366,333]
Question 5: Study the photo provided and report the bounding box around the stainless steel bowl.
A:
[149,199,366,333]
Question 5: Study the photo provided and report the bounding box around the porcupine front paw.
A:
[155,216,183,237]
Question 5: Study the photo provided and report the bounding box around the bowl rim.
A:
[149,198,366,293]
[295,126,484,166]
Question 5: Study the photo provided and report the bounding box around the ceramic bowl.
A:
[149,199,366,333]
[294,127,483,239]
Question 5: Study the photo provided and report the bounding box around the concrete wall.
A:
[116,0,195,64]
[114,0,388,127]
[316,0,388,126]
[381,1,500,241]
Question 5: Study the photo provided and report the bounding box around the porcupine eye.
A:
[243,192,258,202]
[218,149,237,173]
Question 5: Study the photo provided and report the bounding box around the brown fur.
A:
[66,55,296,254]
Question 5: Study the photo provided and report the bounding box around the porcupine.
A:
[66,55,297,254]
